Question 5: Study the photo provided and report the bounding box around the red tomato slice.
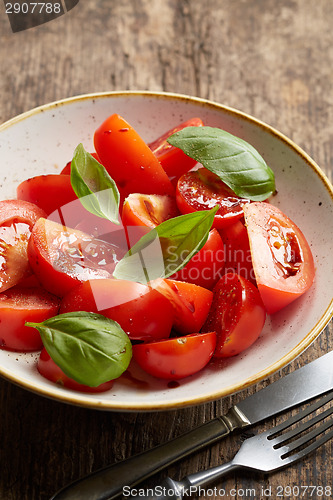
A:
[176,168,250,228]
[243,202,315,314]
[153,278,213,334]
[38,348,114,392]
[132,332,216,380]
[148,118,203,178]
[60,278,174,341]
[27,218,124,296]
[0,199,46,226]
[122,193,179,229]
[219,219,256,284]
[0,200,46,293]
[202,273,266,357]
[170,229,225,289]
[0,286,59,352]
[17,174,77,216]
[94,114,174,201]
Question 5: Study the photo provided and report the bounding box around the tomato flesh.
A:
[176,168,250,228]
[38,348,114,392]
[132,332,217,380]
[0,200,46,293]
[243,202,315,314]
[0,286,59,351]
[122,193,179,229]
[94,114,174,201]
[170,228,225,289]
[60,278,174,341]
[148,118,203,178]
[28,218,124,296]
[154,278,213,334]
[219,219,255,284]
[202,273,266,357]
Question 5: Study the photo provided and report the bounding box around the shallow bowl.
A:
[0,91,332,411]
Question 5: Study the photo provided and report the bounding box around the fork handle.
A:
[51,417,232,500]
[184,461,240,490]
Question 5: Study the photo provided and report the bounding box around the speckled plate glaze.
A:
[0,91,332,411]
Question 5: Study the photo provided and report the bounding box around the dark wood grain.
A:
[0,1,332,499]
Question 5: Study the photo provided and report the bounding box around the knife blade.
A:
[51,350,333,500]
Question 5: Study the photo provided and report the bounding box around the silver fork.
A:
[127,390,333,500]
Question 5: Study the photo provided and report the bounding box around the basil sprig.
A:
[27,312,132,387]
[71,144,120,224]
[167,126,275,201]
[113,206,218,284]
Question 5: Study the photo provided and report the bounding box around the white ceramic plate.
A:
[0,91,332,411]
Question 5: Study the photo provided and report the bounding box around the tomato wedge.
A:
[0,200,46,293]
[243,202,315,314]
[17,174,77,216]
[148,118,203,178]
[176,168,250,228]
[94,114,174,200]
[38,348,114,392]
[170,229,225,289]
[219,219,255,284]
[60,278,174,341]
[0,286,59,352]
[27,218,124,296]
[154,279,213,334]
[132,332,216,380]
[122,193,179,229]
[202,273,266,357]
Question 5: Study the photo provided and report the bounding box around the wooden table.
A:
[0,1,332,499]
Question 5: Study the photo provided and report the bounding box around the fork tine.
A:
[272,404,333,449]
[283,413,333,455]
[263,390,333,467]
[268,390,333,443]
[280,425,333,466]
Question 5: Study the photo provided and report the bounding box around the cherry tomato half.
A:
[27,218,124,296]
[148,118,203,178]
[154,278,213,334]
[17,174,77,216]
[38,348,114,392]
[170,229,225,289]
[176,168,250,228]
[122,193,179,229]
[202,273,266,357]
[94,114,174,201]
[132,332,217,380]
[0,286,59,352]
[243,202,315,314]
[0,200,46,293]
[60,278,174,341]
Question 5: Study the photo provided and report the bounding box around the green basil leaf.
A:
[71,143,120,224]
[167,126,275,201]
[26,312,132,387]
[113,206,218,284]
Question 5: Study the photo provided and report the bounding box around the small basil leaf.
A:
[71,143,120,224]
[167,126,275,201]
[26,312,132,387]
[113,206,218,284]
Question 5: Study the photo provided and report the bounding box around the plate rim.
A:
[0,90,332,411]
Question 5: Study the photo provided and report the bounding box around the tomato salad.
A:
[0,114,315,392]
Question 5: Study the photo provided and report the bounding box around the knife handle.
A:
[51,416,235,500]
